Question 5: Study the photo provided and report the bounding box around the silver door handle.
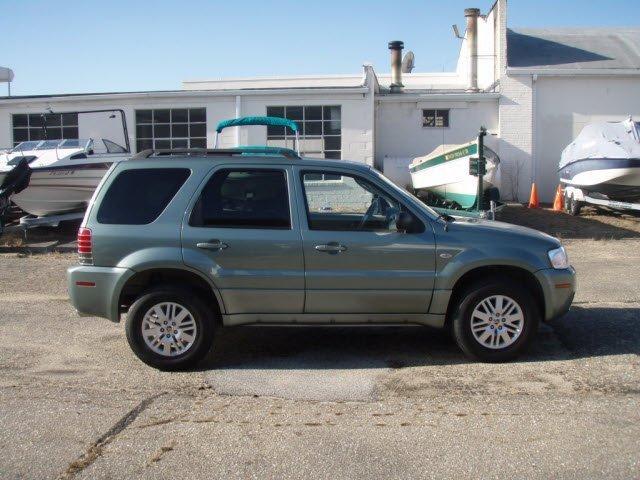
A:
[197,240,228,251]
[315,243,347,254]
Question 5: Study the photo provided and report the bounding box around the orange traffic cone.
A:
[528,183,539,208]
[552,184,564,212]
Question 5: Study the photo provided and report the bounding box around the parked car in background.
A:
[67,117,575,370]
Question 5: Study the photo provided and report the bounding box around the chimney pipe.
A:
[388,40,404,93]
[465,8,480,92]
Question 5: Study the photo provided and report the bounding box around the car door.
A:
[295,167,437,317]
[182,164,304,317]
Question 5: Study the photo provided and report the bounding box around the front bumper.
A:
[67,265,135,322]
[535,266,576,322]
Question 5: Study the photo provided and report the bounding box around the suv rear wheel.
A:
[451,281,539,362]
[125,287,216,370]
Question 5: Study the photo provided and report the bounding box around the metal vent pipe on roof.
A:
[465,8,480,92]
[388,41,404,93]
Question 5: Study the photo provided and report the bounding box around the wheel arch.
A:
[117,267,225,322]
[445,265,545,325]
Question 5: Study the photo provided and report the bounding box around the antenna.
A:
[452,24,464,39]
[401,51,415,73]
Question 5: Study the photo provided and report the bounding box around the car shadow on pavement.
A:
[542,305,640,360]
[198,305,640,371]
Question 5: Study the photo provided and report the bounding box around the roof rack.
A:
[131,146,300,160]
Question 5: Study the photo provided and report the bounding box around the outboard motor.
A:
[0,158,32,226]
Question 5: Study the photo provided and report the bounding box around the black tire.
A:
[564,190,572,214]
[125,286,216,371]
[451,281,539,362]
[568,195,582,216]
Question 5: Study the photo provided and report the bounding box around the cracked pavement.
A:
[0,237,639,479]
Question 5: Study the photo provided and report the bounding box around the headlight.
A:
[548,246,569,269]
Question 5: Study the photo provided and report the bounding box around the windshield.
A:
[370,167,439,219]
[12,141,41,151]
[59,139,85,149]
[35,140,65,150]
[102,138,127,153]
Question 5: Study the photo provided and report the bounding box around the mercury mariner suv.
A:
[67,117,576,370]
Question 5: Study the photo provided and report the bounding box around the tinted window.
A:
[97,168,190,225]
[190,169,290,229]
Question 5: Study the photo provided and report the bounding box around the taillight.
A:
[77,227,93,265]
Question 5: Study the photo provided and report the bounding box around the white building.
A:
[1,0,639,202]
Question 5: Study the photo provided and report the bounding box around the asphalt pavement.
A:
[0,238,638,479]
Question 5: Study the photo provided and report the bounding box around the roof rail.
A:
[131,146,300,160]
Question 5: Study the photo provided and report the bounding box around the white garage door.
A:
[535,76,640,202]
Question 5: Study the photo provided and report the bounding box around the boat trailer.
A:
[564,185,640,216]
[0,159,84,236]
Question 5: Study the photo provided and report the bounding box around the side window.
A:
[190,169,291,229]
[301,172,420,232]
[97,168,190,225]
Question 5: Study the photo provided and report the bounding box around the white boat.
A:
[559,117,640,202]
[0,109,132,220]
[409,138,501,209]
[0,138,128,217]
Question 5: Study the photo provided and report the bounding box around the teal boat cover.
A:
[215,116,299,133]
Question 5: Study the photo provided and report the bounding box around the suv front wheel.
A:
[451,281,539,362]
[125,287,215,370]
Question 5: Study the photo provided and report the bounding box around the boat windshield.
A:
[102,139,127,153]
[34,140,66,150]
[12,141,41,151]
[58,139,87,149]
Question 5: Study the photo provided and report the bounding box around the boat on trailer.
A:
[409,134,501,210]
[560,117,640,203]
[0,110,130,222]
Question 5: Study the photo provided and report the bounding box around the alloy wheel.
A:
[141,302,198,357]
[470,295,524,349]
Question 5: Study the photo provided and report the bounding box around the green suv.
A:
[67,118,575,370]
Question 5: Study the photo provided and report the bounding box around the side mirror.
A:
[396,211,414,233]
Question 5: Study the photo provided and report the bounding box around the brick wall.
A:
[498,74,534,201]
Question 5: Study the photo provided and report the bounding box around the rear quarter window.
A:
[97,168,190,225]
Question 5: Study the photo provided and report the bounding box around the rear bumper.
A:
[535,266,576,322]
[67,265,135,322]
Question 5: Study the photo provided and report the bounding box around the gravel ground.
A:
[0,208,639,479]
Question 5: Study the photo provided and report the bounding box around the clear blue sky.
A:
[2,0,639,95]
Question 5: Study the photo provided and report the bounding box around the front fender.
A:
[435,245,545,291]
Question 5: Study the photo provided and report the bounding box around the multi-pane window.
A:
[12,113,79,146]
[135,108,207,152]
[266,105,341,159]
[422,109,450,128]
